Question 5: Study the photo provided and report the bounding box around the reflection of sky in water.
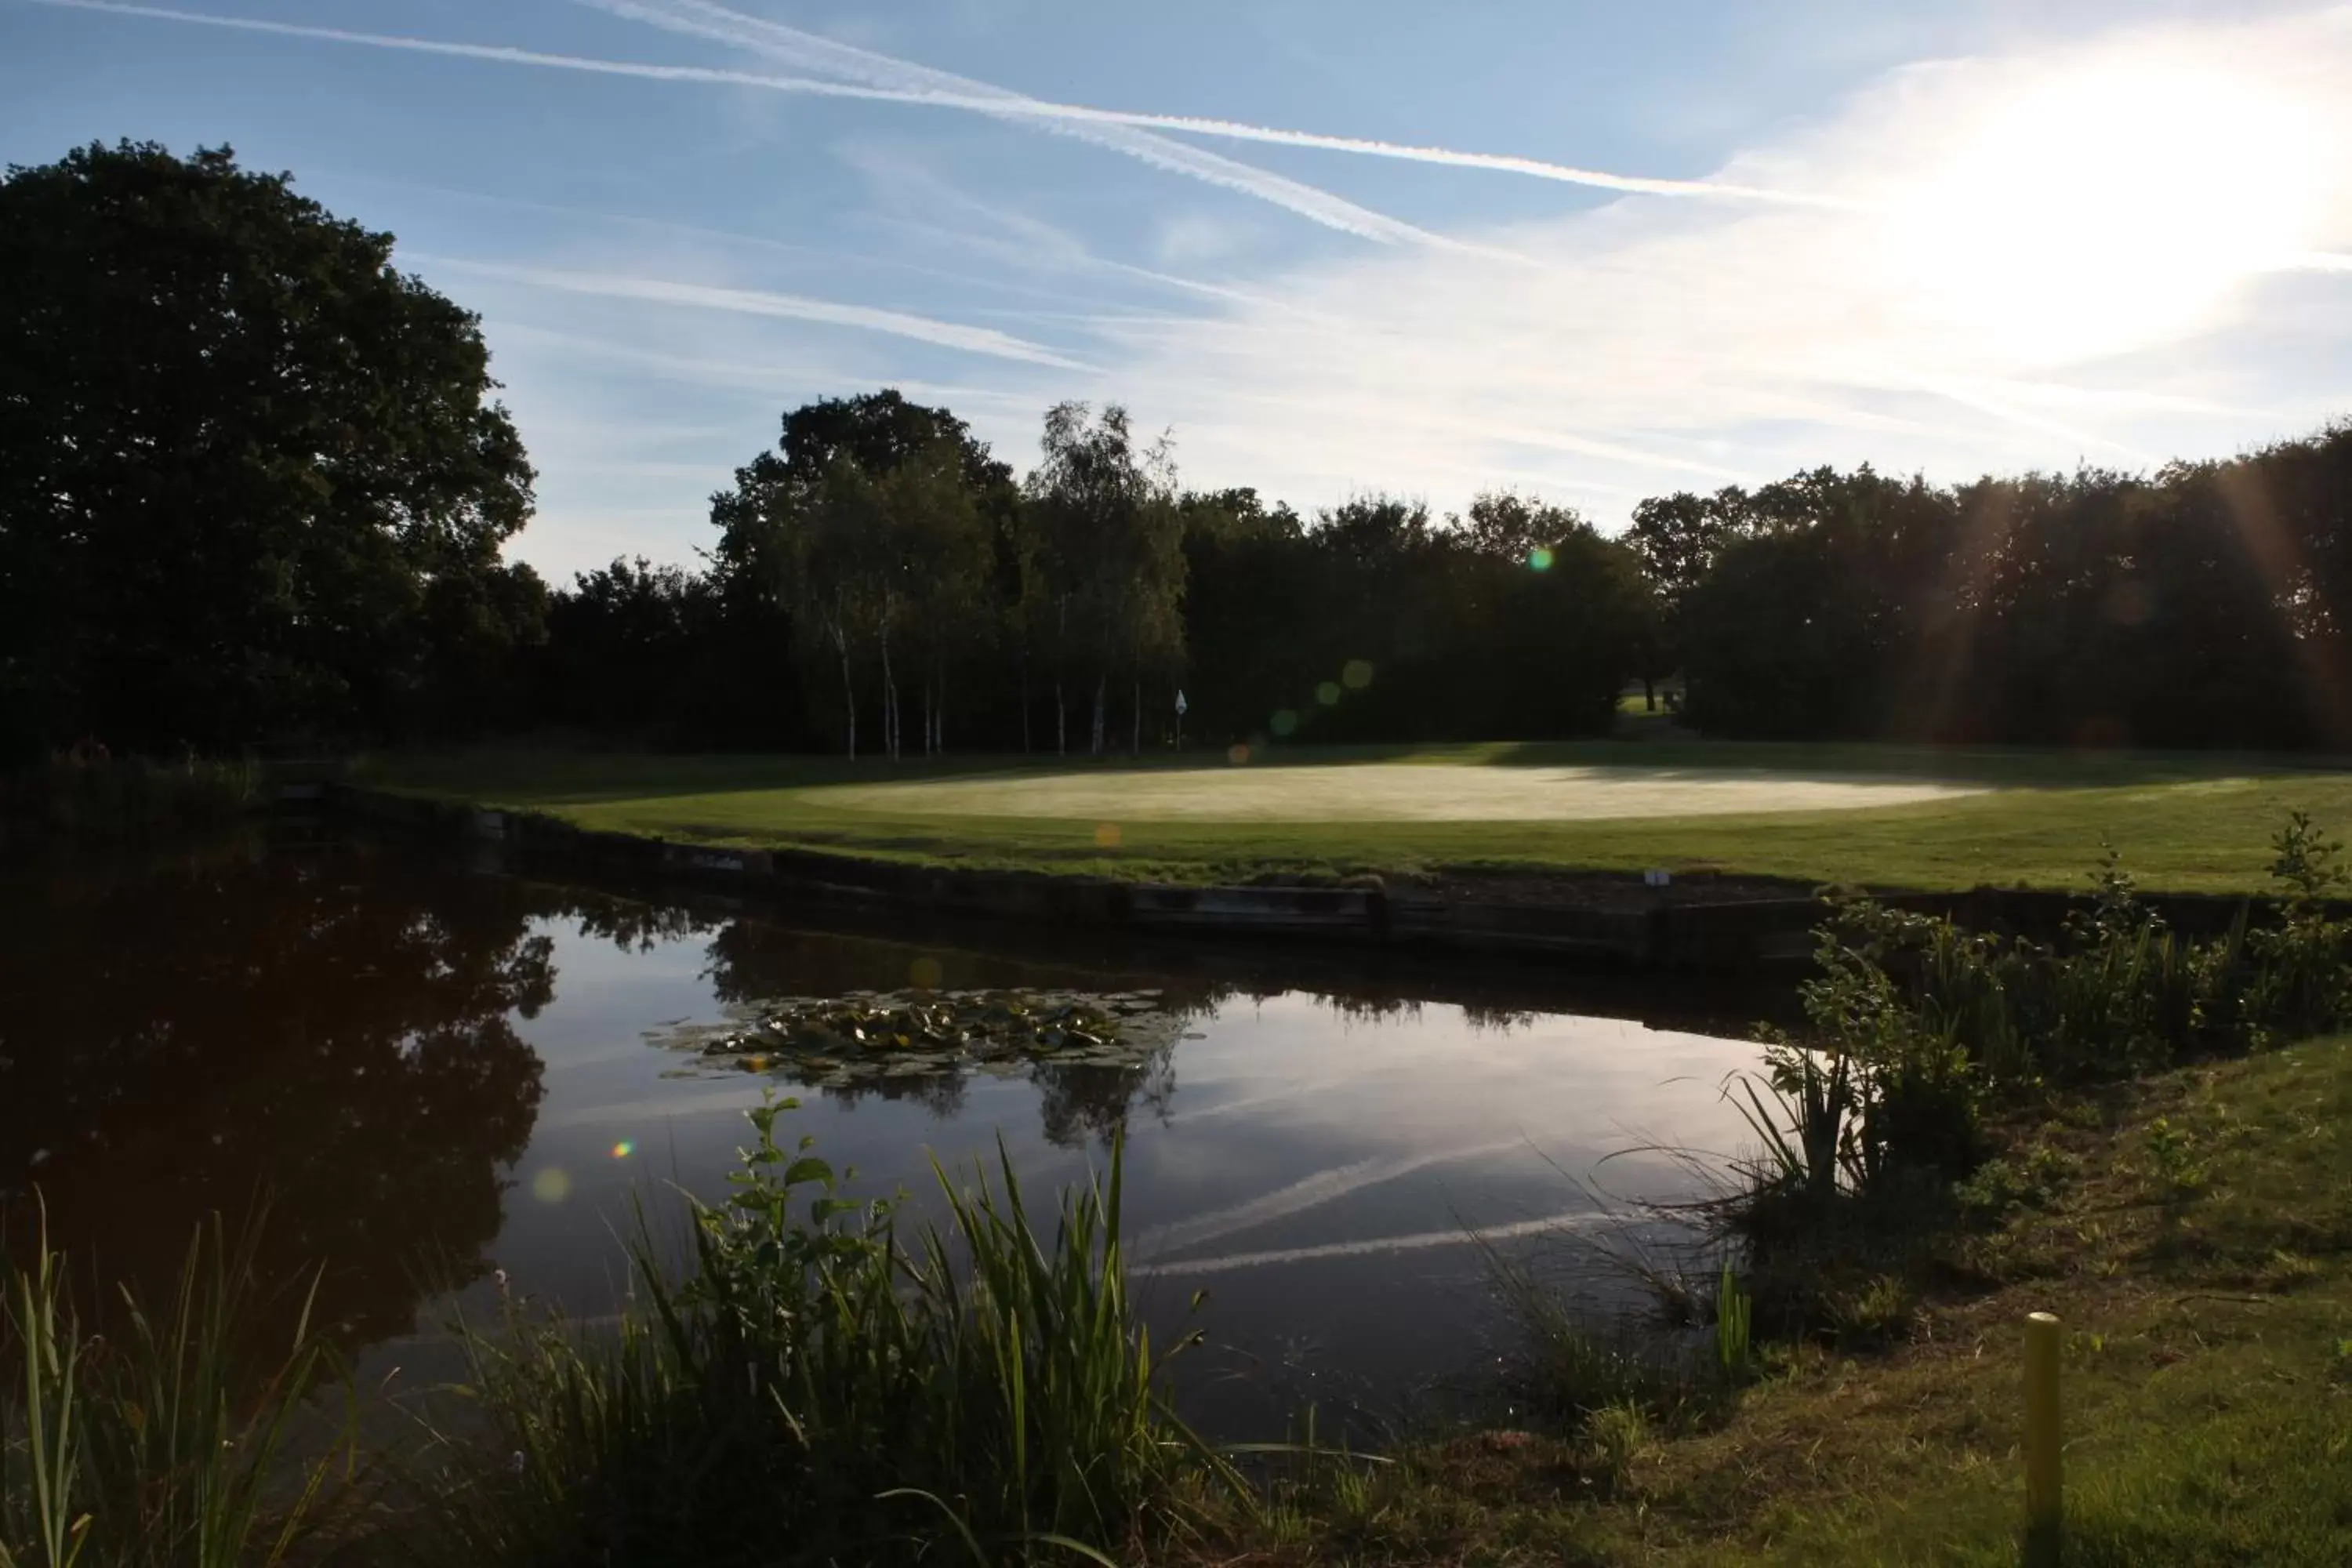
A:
[2,843,1765,1441]
[489,920,1761,1432]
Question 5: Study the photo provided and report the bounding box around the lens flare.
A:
[1270,709,1299,736]
[1227,743,1251,764]
[611,1141,635,1160]
[1341,659,1374,690]
[531,1167,572,1203]
[908,956,944,989]
[1093,822,1123,848]
[1528,547,1554,571]
[1316,681,1341,706]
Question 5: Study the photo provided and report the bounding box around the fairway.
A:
[370,742,2352,894]
[804,762,1988,822]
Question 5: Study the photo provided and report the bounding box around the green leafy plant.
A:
[2143,1116,2211,1199]
[1713,1264,1752,1376]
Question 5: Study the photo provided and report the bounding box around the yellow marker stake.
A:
[2024,1311,2063,1563]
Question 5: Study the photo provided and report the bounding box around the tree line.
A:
[8,141,2352,764]
[535,390,1653,758]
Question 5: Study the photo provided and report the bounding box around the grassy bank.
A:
[368,742,2352,893]
[1238,1031,2352,1566]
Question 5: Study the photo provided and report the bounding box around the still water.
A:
[0,830,1772,1435]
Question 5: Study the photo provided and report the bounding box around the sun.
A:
[1885,60,2327,362]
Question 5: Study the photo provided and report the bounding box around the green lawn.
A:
[365,741,2352,895]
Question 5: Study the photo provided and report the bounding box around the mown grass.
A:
[368,742,2352,893]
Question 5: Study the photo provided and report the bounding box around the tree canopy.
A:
[11,142,2352,765]
[0,141,539,759]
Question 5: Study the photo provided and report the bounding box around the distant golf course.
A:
[370,740,2352,894]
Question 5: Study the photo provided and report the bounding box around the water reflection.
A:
[0,840,551,1345]
[2,832,1773,1432]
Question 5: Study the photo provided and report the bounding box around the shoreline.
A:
[327,782,2295,972]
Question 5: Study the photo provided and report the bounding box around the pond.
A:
[0,827,1777,1438]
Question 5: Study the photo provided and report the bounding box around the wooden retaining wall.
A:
[327,786,2281,971]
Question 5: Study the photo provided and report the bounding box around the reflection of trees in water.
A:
[794,1068,971,1122]
[1295,993,1535,1035]
[1034,1054,1178,1151]
[567,895,714,954]
[0,844,556,1348]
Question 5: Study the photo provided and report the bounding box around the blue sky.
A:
[5,0,2350,581]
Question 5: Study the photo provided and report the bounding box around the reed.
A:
[0,1216,354,1568]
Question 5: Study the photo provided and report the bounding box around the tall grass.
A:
[0,1217,354,1568]
[0,753,259,848]
[408,1096,1235,1567]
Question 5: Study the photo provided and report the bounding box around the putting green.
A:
[801,762,1991,823]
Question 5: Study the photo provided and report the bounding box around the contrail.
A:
[38,0,1446,248]
[1134,1138,1529,1259]
[419,256,1094,369]
[35,3,1834,230]
[582,0,1841,208]
[1131,1209,1610,1277]
[572,0,1457,247]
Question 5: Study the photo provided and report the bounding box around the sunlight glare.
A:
[1886,62,2325,361]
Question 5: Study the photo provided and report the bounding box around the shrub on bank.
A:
[0,751,260,847]
[1720,813,2352,1330]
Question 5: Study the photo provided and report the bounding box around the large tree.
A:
[0,142,537,758]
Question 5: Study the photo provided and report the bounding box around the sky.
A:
[5,0,2351,582]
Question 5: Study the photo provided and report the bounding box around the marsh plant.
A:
[0,752,258,846]
[0,1218,354,1568]
[411,1096,1232,1568]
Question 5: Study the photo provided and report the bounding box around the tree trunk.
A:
[1643,675,1656,713]
[1019,652,1031,754]
[921,681,932,757]
[1091,672,1106,756]
[1055,675,1066,757]
[1132,675,1142,756]
[880,612,898,762]
[833,620,856,761]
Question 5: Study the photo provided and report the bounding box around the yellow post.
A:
[2024,1310,2063,1565]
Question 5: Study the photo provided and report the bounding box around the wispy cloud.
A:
[571,0,1456,246]
[577,0,1841,208]
[42,0,1442,245]
[489,320,1046,417]
[1094,9,2352,516]
[423,256,1091,368]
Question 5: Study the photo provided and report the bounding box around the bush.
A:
[0,751,258,847]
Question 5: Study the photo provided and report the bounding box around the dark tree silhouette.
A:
[0,142,540,757]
